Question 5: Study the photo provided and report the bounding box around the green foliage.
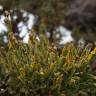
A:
[0,30,96,96]
[0,12,96,96]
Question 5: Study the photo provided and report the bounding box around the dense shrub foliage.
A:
[0,29,96,96]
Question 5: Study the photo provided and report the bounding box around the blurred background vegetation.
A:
[0,0,96,43]
[0,0,96,41]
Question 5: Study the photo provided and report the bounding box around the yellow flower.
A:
[49,63,55,69]
[40,71,44,75]
[19,67,26,79]
[94,48,96,52]
[56,74,63,83]
[88,47,96,60]
[30,64,34,69]
[88,54,93,60]
[39,68,44,75]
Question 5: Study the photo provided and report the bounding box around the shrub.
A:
[0,16,96,96]
[0,30,96,96]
